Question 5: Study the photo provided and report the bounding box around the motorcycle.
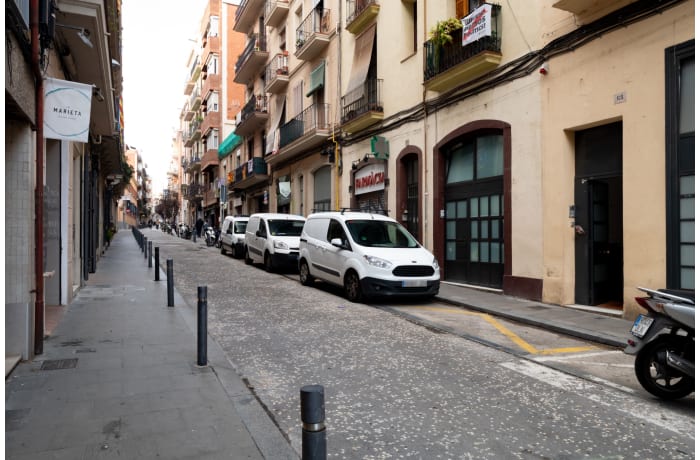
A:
[624,287,694,400]
[204,225,216,247]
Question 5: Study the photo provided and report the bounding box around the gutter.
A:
[30,0,45,355]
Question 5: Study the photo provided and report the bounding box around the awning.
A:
[306,61,325,97]
[346,23,376,94]
[265,95,286,155]
[218,132,242,159]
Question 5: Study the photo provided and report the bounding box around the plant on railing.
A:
[429,17,462,69]
[296,37,305,49]
[429,17,462,47]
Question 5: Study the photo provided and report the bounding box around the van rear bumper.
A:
[360,277,440,297]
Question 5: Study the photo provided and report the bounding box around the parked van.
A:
[299,211,440,302]
[244,213,306,272]
[220,215,249,258]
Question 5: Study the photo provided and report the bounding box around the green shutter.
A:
[306,61,325,97]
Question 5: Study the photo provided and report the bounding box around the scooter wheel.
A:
[634,334,694,400]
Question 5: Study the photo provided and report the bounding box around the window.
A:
[206,54,219,75]
[446,134,503,184]
[207,92,219,112]
[209,16,219,37]
[666,40,694,290]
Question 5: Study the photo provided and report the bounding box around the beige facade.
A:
[172,0,694,318]
[540,2,695,316]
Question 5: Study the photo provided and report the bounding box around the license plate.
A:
[402,279,427,288]
[631,315,654,338]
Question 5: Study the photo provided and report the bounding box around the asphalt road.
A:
[148,229,694,459]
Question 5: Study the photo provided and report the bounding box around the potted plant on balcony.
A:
[429,17,463,69]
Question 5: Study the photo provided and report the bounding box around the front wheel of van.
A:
[344,270,363,303]
[264,252,275,273]
[299,260,314,286]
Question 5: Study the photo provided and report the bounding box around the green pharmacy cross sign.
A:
[370,135,389,160]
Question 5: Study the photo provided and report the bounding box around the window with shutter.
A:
[456,0,468,19]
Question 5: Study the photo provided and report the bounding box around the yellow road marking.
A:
[413,306,597,355]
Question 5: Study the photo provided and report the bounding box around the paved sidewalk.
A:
[5,230,297,460]
[436,282,633,348]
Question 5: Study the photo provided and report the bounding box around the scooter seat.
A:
[659,288,695,303]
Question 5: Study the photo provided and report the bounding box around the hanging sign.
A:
[44,77,92,142]
[461,4,492,46]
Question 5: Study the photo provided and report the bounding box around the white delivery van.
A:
[298,211,440,302]
[244,213,306,272]
[220,215,249,258]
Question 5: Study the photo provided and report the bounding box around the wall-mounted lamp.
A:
[56,23,93,48]
[111,59,121,68]
[350,154,371,170]
[92,85,105,102]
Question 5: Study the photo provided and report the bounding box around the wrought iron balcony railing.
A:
[279,103,330,148]
[236,33,268,73]
[423,4,502,82]
[341,78,383,124]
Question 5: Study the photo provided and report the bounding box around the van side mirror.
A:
[330,238,347,249]
[256,230,265,238]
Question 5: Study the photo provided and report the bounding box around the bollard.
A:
[166,258,174,307]
[154,247,160,281]
[148,241,152,268]
[144,237,149,259]
[192,231,197,243]
[197,286,208,366]
[301,385,326,460]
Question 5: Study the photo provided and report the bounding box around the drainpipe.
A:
[31,0,45,355]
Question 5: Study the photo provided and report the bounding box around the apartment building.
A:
[6,0,125,363]
[178,0,247,229]
[175,0,693,318]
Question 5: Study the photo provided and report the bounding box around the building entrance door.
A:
[574,122,623,306]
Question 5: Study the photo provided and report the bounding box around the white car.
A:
[244,213,306,272]
[220,215,249,258]
[298,211,440,302]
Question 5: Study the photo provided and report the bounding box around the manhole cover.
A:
[40,358,78,370]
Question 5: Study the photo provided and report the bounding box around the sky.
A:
[121,0,207,196]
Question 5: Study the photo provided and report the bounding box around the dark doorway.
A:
[574,122,623,306]
[404,155,419,238]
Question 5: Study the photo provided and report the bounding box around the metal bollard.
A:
[193,231,197,243]
[148,241,152,268]
[144,237,148,259]
[301,385,326,460]
[197,286,208,366]
[166,258,174,307]
[154,247,160,281]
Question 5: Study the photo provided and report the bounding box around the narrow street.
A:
[147,228,694,459]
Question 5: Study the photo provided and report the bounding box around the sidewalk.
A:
[436,282,633,348]
[5,230,297,460]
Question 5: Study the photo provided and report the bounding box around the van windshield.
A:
[346,220,420,248]
[234,222,248,233]
[268,219,305,236]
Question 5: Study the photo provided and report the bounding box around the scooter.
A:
[204,225,216,247]
[624,287,694,400]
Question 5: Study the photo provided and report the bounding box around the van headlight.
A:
[274,240,289,250]
[432,257,440,270]
[363,255,392,270]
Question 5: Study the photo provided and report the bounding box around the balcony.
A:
[264,53,290,94]
[423,5,502,93]
[203,188,218,207]
[235,95,269,137]
[552,0,636,18]
[268,103,330,166]
[294,8,332,61]
[201,35,220,65]
[200,149,219,172]
[232,157,269,191]
[340,78,383,134]
[234,34,269,84]
[201,109,221,139]
[185,120,203,148]
[186,183,205,201]
[186,156,201,173]
[190,86,202,112]
[183,102,194,122]
[264,0,289,28]
[184,57,201,95]
[346,0,379,35]
[234,0,265,32]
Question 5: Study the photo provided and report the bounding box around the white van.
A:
[244,213,306,272]
[298,211,440,302]
[220,215,249,258]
